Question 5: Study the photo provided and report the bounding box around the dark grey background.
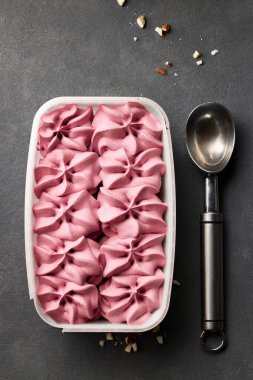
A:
[0,0,252,379]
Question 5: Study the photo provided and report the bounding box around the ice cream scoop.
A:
[186,103,235,352]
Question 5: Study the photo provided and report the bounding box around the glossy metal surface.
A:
[186,103,235,173]
[205,175,219,213]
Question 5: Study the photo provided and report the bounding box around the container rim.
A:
[24,96,176,333]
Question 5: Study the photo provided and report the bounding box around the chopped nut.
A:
[137,15,146,29]
[125,336,135,345]
[211,49,219,56]
[156,67,168,75]
[99,340,105,347]
[162,23,170,32]
[152,324,160,333]
[193,50,202,59]
[106,332,113,341]
[132,342,139,352]
[117,0,126,5]
[133,37,138,42]
[173,279,181,286]
[165,61,173,67]
[196,59,203,66]
[155,26,164,36]
[156,336,164,344]
[124,344,132,353]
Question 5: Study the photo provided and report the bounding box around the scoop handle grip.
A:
[200,212,225,352]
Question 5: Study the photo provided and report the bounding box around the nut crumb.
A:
[155,27,164,36]
[137,15,146,28]
[162,23,170,32]
[133,37,138,42]
[173,279,181,286]
[152,325,160,333]
[124,344,132,353]
[211,49,219,56]
[125,336,135,345]
[99,340,105,347]
[174,73,178,77]
[156,67,167,75]
[132,342,139,352]
[117,0,126,6]
[106,332,113,341]
[165,61,173,67]
[156,336,164,344]
[196,59,203,66]
[193,50,202,59]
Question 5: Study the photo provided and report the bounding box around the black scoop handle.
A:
[200,212,226,352]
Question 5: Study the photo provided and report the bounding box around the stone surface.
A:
[0,0,252,379]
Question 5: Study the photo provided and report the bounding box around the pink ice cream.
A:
[97,185,167,238]
[91,102,163,156]
[34,235,102,285]
[33,102,167,325]
[99,147,165,190]
[34,149,100,198]
[33,190,100,240]
[37,276,100,324]
[99,234,166,277]
[99,269,164,325]
[38,104,93,156]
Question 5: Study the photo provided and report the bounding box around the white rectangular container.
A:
[25,97,176,333]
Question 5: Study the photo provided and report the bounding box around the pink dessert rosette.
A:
[34,149,100,198]
[99,234,166,277]
[99,269,164,325]
[37,275,100,324]
[33,190,100,240]
[91,102,163,156]
[97,185,167,238]
[38,104,93,156]
[34,235,102,285]
[99,147,165,190]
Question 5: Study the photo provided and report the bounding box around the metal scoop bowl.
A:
[186,103,235,352]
